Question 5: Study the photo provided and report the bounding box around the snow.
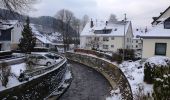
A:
[81,21,130,37]
[0,63,26,91]
[47,32,63,43]
[140,22,170,38]
[10,63,27,77]
[0,76,21,91]
[133,28,148,39]
[119,61,153,98]
[145,56,170,67]
[106,88,123,100]
[0,20,18,30]
[30,24,52,44]
[64,69,72,80]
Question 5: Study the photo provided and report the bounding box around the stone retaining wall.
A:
[0,58,67,100]
[66,52,133,100]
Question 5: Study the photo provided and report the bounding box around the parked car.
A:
[27,53,60,66]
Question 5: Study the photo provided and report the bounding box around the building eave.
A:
[151,6,170,25]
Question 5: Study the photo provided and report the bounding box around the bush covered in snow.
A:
[144,56,170,84]
[143,56,170,99]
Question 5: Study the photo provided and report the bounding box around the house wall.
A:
[142,38,170,58]
[1,41,11,51]
[101,36,123,52]
[125,22,133,49]
[11,22,23,44]
[132,39,142,50]
[80,36,124,52]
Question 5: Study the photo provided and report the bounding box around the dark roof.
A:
[151,6,170,25]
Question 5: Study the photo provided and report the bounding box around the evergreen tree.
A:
[18,17,36,53]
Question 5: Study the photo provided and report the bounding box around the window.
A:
[111,45,114,48]
[136,40,138,43]
[94,29,112,34]
[111,37,114,40]
[94,37,100,41]
[155,43,167,56]
[103,37,109,41]
[103,45,108,49]
[136,45,138,48]
[127,38,129,42]
[164,17,170,29]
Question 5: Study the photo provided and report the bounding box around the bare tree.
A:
[0,0,38,19]
[71,17,81,47]
[55,9,74,52]
[0,0,37,12]
[87,37,102,50]
[82,14,89,28]
[108,14,117,23]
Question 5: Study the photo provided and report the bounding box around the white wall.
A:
[142,38,170,58]
[132,39,142,50]
[11,22,23,44]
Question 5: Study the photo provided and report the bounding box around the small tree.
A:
[0,62,11,87]
[18,17,36,53]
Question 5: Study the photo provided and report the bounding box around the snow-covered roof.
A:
[140,22,170,38]
[0,20,18,30]
[30,24,52,44]
[133,28,148,39]
[81,21,131,37]
[48,32,63,43]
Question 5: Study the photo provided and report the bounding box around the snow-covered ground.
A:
[0,63,26,91]
[119,61,153,97]
[106,60,153,100]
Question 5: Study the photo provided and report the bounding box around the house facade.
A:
[141,18,170,58]
[0,20,23,51]
[80,20,133,52]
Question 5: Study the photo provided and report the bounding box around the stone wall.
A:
[0,58,67,100]
[66,52,133,100]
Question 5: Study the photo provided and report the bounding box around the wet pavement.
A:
[59,61,111,100]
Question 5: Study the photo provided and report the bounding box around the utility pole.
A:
[123,13,127,61]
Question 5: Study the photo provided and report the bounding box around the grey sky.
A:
[29,0,170,28]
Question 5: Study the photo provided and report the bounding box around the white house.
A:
[31,24,64,52]
[31,24,52,48]
[0,20,23,51]
[80,20,133,52]
[152,6,170,25]
[140,17,170,58]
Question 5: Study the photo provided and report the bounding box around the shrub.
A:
[143,56,170,99]
[118,49,135,60]
[112,53,123,64]
[143,56,170,84]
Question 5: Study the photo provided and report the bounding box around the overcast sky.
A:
[29,0,170,28]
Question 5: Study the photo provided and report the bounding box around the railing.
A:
[25,57,66,77]
[66,51,133,100]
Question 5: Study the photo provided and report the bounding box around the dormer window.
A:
[164,17,170,29]
[94,29,112,34]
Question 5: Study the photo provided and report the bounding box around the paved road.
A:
[59,61,111,100]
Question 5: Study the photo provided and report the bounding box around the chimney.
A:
[106,21,108,26]
[145,26,148,33]
[90,18,93,28]
[152,17,157,21]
